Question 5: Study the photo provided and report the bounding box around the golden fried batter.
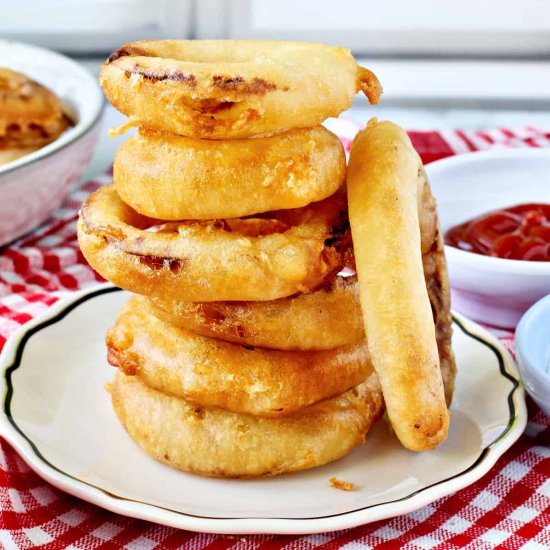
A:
[0,68,71,164]
[107,295,373,417]
[101,40,381,139]
[78,185,346,302]
[114,126,345,220]
[111,370,384,478]
[347,120,450,451]
[148,273,362,350]
[145,166,454,401]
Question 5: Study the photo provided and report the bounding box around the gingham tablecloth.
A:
[0,124,549,549]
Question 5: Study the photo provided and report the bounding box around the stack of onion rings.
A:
[85,40,390,478]
[81,39,455,477]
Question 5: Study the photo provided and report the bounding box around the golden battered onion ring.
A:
[111,370,384,478]
[0,68,71,159]
[100,40,382,138]
[149,273,362,351]
[77,184,344,301]
[113,126,346,220]
[107,295,373,417]
[347,119,449,452]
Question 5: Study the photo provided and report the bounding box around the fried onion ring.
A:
[107,295,373,417]
[113,126,346,220]
[347,119,449,452]
[100,40,382,138]
[77,185,345,301]
[111,370,384,478]
[148,273,361,351]
[0,68,71,161]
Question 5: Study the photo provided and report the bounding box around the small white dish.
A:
[0,40,104,246]
[516,293,550,417]
[427,148,550,328]
[0,285,526,534]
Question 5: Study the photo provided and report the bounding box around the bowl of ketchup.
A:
[427,148,550,328]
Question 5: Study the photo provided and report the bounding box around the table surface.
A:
[1,98,549,549]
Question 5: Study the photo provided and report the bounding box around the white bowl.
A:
[0,40,104,246]
[427,148,550,328]
[516,293,550,417]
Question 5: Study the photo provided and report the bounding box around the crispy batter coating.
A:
[100,40,382,138]
[107,295,373,417]
[111,370,384,478]
[77,184,346,302]
[148,273,362,350]
[347,119,450,451]
[0,68,71,164]
[329,477,354,491]
[114,126,345,219]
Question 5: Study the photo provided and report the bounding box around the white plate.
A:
[0,285,526,535]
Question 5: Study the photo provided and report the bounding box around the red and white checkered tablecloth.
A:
[0,123,549,549]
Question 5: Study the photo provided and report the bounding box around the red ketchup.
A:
[445,203,550,261]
